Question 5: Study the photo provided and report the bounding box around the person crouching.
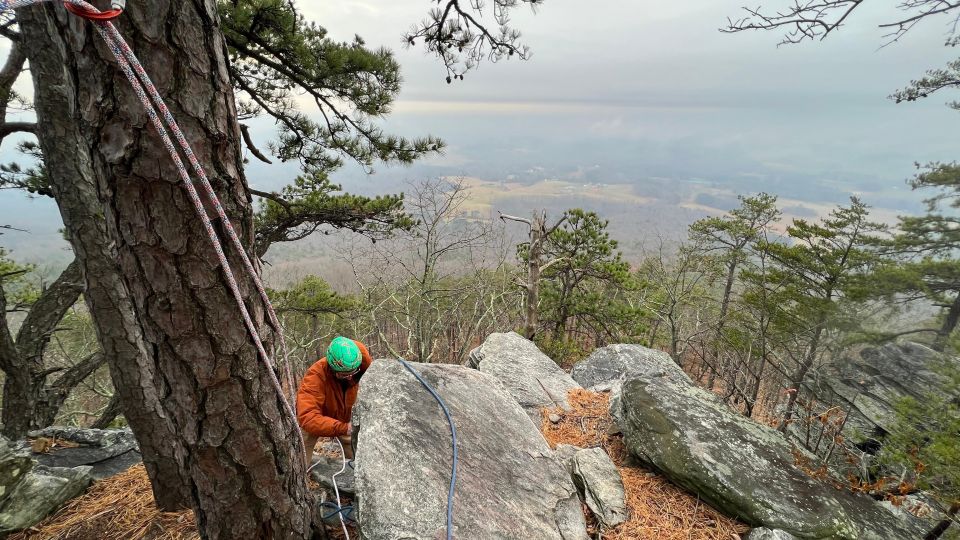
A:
[297,336,372,464]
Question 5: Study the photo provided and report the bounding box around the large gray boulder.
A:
[618,378,928,540]
[571,343,697,427]
[802,342,960,451]
[29,427,140,480]
[571,447,627,528]
[353,360,588,540]
[0,464,92,534]
[571,344,691,392]
[467,332,581,423]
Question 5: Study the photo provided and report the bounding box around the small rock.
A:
[309,455,355,497]
[549,414,562,424]
[571,448,627,528]
[553,444,581,475]
[29,427,140,480]
[0,464,92,534]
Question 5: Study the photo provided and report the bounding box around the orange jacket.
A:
[296,340,373,437]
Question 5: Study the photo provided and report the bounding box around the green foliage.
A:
[535,209,641,342]
[253,172,414,254]
[0,142,49,197]
[689,192,780,268]
[534,334,590,369]
[220,0,443,174]
[878,360,960,506]
[269,275,355,316]
[218,0,444,254]
[688,193,780,360]
[863,163,960,348]
[891,58,960,111]
[755,197,888,333]
[0,248,37,306]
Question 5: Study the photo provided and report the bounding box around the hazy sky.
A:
[246,0,958,204]
[2,0,959,259]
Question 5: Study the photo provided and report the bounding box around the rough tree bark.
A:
[17,1,310,537]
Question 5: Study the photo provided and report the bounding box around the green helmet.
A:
[327,337,361,372]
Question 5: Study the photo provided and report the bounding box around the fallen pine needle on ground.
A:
[9,446,355,540]
[542,388,749,540]
[8,464,199,540]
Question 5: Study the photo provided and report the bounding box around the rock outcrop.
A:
[747,528,799,540]
[618,377,927,539]
[353,359,588,540]
[0,437,92,534]
[29,427,140,480]
[571,344,691,392]
[467,332,581,423]
[802,342,960,452]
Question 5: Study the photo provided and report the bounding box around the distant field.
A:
[2,174,913,288]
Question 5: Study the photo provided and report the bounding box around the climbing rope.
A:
[304,437,353,540]
[0,0,302,451]
[397,358,458,540]
[305,359,458,539]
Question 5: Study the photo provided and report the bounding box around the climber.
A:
[297,336,373,464]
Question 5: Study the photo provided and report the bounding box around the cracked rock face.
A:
[353,360,588,540]
[466,332,581,424]
[800,342,960,452]
[0,436,92,534]
[618,378,927,540]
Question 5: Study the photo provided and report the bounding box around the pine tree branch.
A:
[239,124,272,164]
[14,259,83,365]
[49,351,105,392]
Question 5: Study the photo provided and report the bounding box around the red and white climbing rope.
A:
[2,0,303,454]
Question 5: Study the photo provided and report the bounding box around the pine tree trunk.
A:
[779,322,825,432]
[932,294,960,352]
[17,2,310,537]
[0,370,39,439]
[707,260,738,390]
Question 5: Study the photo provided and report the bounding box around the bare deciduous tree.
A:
[347,178,518,363]
[500,210,566,340]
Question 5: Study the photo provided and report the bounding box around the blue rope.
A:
[320,502,355,522]
[397,358,458,540]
